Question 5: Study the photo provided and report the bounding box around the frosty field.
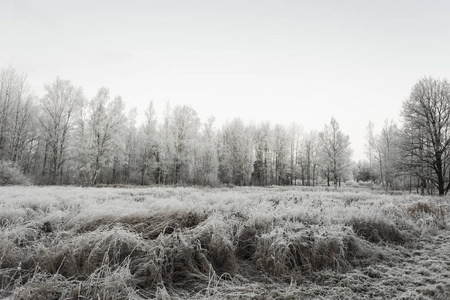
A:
[0,186,449,299]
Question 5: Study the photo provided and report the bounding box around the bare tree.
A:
[75,88,126,186]
[288,123,301,185]
[373,120,400,191]
[273,124,289,185]
[364,121,375,181]
[121,108,138,183]
[303,130,319,186]
[194,117,219,186]
[319,117,352,188]
[219,119,254,186]
[0,68,18,160]
[39,78,83,184]
[137,101,158,185]
[0,68,37,167]
[170,105,200,184]
[400,77,450,195]
[252,121,273,186]
[156,103,175,185]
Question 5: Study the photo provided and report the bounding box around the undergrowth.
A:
[0,161,31,186]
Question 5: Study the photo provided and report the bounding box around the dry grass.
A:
[0,186,449,299]
[349,217,405,244]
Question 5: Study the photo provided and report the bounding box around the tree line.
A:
[2,67,449,194]
[0,67,354,187]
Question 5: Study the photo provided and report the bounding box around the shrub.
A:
[358,181,374,188]
[345,180,360,188]
[0,161,32,186]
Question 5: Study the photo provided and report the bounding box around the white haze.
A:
[1,0,450,161]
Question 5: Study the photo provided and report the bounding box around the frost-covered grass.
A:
[0,186,449,299]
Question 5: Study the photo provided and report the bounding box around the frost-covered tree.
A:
[364,121,376,182]
[0,68,22,160]
[156,103,175,184]
[38,78,83,184]
[252,122,273,186]
[287,123,301,185]
[219,118,254,186]
[319,117,352,188]
[137,101,158,185]
[302,130,319,186]
[170,105,200,184]
[400,77,450,195]
[120,108,138,183]
[74,88,126,186]
[373,120,400,191]
[252,122,302,186]
[273,124,289,185]
[193,117,219,186]
[0,68,37,169]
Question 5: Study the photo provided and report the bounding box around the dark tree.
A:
[400,77,450,195]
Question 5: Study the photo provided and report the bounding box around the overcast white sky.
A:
[2,0,450,161]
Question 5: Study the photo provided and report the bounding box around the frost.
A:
[0,186,449,299]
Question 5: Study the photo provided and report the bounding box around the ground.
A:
[0,186,449,299]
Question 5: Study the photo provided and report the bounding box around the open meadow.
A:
[0,186,450,299]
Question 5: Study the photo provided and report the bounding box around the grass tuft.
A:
[235,225,257,260]
[407,201,446,219]
[349,217,405,244]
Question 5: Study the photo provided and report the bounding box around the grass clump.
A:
[74,210,207,239]
[235,225,257,260]
[11,273,74,300]
[349,217,405,244]
[253,225,369,281]
[129,231,212,292]
[69,227,142,278]
[407,201,446,219]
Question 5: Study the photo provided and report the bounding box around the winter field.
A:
[0,186,449,300]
